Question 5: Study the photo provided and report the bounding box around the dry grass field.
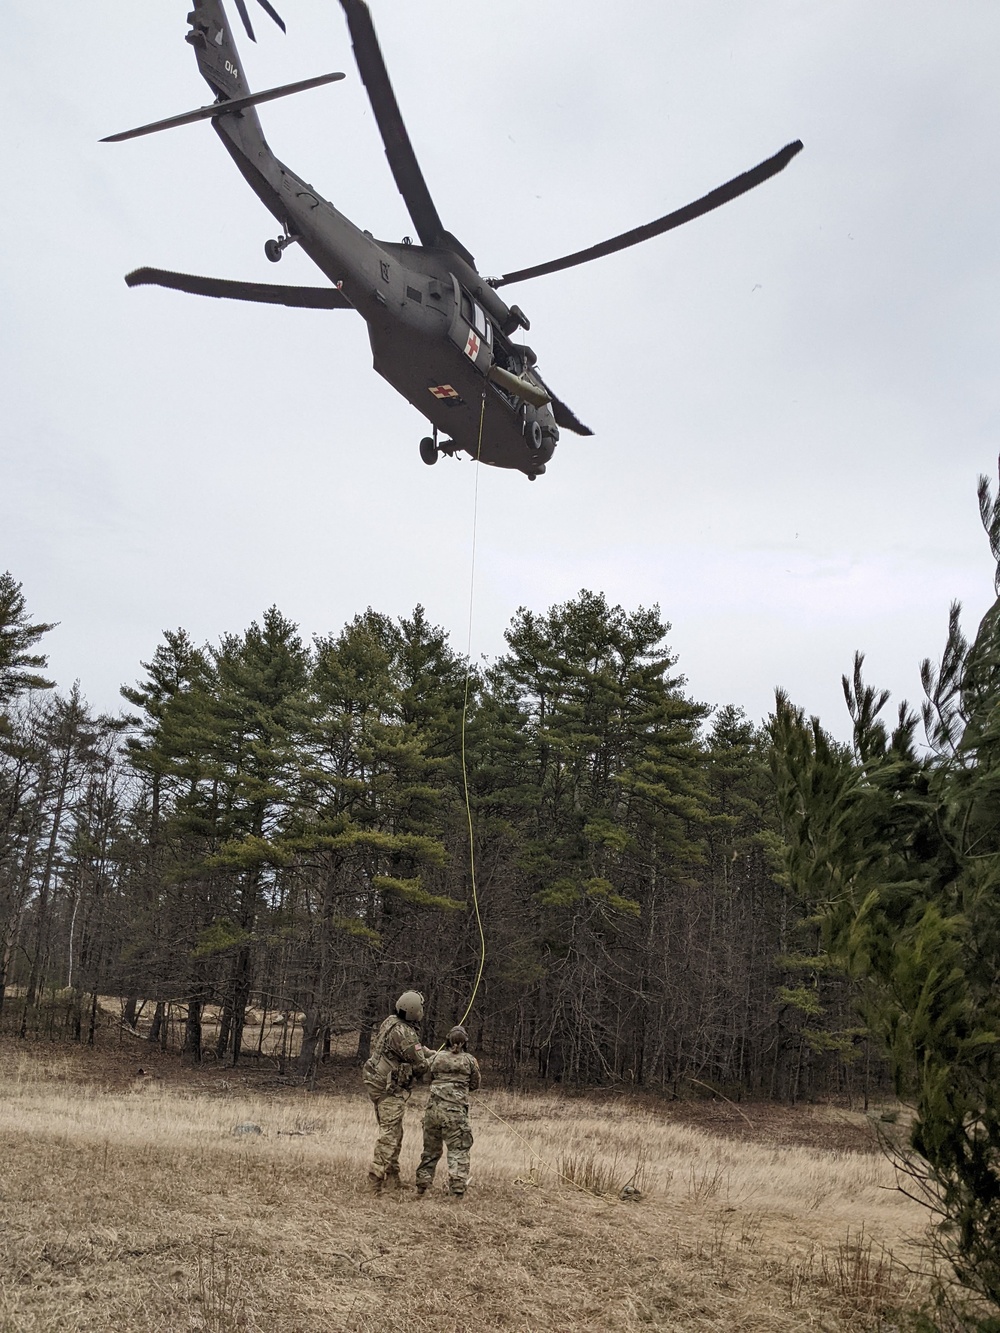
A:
[0,1044,932,1332]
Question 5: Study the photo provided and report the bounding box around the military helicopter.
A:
[105,0,802,480]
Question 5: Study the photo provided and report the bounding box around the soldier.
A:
[416,1024,481,1200]
[361,990,430,1193]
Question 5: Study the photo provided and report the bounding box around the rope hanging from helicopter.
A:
[455,388,488,1030]
[454,315,538,1029]
[448,395,645,1205]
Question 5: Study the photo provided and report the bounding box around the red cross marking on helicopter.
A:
[464,330,481,360]
[429,384,460,399]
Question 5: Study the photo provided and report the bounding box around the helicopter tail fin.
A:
[186,0,255,102]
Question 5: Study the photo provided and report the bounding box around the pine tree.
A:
[490,591,711,1083]
[0,574,57,1015]
[298,609,462,1071]
[196,607,313,1064]
[0,573,55,712]
[771,470,1000,1327]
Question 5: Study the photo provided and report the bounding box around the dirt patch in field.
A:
[660,1099,884,1155]
[490,1081,890,1156]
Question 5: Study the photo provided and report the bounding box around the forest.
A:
[5,467,1000,1323]
[0,574,867,1101]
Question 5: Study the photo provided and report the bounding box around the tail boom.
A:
[186,0,255,100]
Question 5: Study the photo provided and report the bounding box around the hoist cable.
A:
[436,396,630,1204]
[455,390,488,1030]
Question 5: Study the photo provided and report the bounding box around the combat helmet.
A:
[446,1025,468,1048]
[395,990,424,1022]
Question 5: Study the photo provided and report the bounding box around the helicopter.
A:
[105,0,802,481]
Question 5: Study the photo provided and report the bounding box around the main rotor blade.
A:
[531,368,593,436]
[338,0,474,265]
[126,268,353,309]
[493,140,803,288]
[551,396,594,437]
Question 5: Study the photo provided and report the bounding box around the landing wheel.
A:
[264,238,283,263]
[528,473,537,481]
[419,436,439,466]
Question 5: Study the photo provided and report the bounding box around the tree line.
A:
[6,460,999,1324]
[0,576,872,1098]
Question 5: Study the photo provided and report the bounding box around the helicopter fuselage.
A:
[119,0,797,475]
[205,39,558,478]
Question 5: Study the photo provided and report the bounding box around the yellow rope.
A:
[456,391,488,1030]
[443,396,626,1203]
[477,1098,638,1202]
[478,1099,593,1195]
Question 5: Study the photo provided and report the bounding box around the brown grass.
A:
[0,1045,931,1332]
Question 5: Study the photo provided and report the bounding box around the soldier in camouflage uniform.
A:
[361,990,430,1192]
[416,1025,481,1199]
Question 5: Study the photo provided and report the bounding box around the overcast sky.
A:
[3,2,998,736]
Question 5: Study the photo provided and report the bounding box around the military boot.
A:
[366,1172,383,1194]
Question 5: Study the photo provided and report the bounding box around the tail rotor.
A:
[232,0,286,42]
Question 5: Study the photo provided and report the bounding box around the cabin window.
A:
[460,292,493,346]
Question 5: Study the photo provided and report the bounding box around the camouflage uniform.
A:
[415,1047,481,1197]
[361,1014,429,1184]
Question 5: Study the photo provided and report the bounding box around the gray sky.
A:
[3,2,998,735]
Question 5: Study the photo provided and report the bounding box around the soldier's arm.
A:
[389,1024,430,1075]
[409,1042,431,1076]
[468,1056,482,1092]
